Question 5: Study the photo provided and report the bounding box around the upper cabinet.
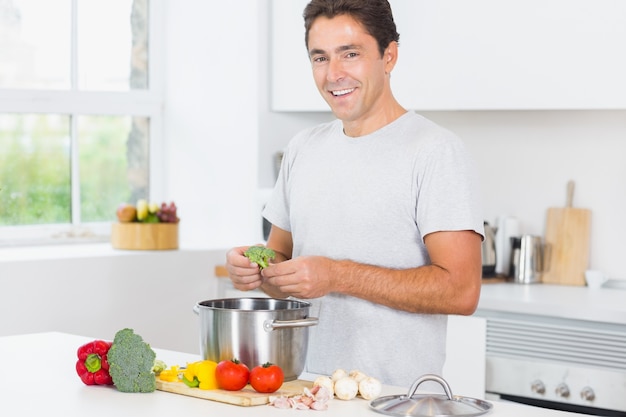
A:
[271,0,626,111]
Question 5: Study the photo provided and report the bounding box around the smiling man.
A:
[226,0,484,387]
[307,12,404,136]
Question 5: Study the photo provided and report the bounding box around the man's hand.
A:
[261,256,335,299]
[225,246,265,292]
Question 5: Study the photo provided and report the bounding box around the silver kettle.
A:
[482,221,497,277]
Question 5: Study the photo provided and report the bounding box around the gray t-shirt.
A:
[262,111,483,387]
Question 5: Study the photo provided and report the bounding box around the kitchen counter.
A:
[1,332,593,416]
[477,281,626,325]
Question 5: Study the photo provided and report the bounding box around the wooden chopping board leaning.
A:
[542,180,591,286]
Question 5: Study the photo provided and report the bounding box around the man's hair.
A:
[303,0,400,57]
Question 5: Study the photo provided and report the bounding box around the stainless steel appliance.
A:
[494,216,520,276]
[508,235,548,284]
[481,221,497,277]
[484,311,626,416]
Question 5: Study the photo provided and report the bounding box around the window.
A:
[0,0,163,246]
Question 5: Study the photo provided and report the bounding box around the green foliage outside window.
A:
[79,115,136,223]
[0,114,135,226]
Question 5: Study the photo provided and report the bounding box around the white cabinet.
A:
[271,0,626,111]
[0,247,223,355]
[270,0,325,111]
[444,315,486,399]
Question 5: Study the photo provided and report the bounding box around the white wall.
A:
[163,1,625,284]
[423,110,626,282]
[162,0,263,250]
[253,3,626,281]
[0,248,226,354]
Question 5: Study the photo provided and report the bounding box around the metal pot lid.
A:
[369,374,492,417]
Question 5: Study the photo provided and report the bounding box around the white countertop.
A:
[477,282,626,325]
[0,332,594,417]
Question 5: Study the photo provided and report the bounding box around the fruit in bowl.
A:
[112,200,179,250]
[116,203,138,223]
[156,202,179,223]
[116,200,179,224]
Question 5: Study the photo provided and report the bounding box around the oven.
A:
[483,311,626,416]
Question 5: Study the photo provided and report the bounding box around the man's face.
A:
[307,14,393,131]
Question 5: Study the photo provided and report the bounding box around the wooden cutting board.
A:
[542,181,591,286]
[156,379,313,406]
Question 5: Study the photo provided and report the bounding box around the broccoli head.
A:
[151,359,167,375]
[107,328,157,393]
[244,246,276,270]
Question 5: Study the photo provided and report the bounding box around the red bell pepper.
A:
[75,340,114,386]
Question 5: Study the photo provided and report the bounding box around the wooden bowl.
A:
[111,222,179,250]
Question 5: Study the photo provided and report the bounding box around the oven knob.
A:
[555,383,570,398]
[580,386,595,402]
[530,380,545,395]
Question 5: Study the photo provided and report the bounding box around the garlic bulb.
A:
[334,376,358,400]
[313,375,334,396]
[348,369,368,383]
[358,376,382,400]
[331,368,348,382]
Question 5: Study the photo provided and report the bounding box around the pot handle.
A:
[263,317,319,332]
[193,304,200,315]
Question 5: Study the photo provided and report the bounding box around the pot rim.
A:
[196,297,312,312]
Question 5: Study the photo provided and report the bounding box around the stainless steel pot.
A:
[193,298,318,381]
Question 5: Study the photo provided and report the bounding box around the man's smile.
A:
[330,88,356,96]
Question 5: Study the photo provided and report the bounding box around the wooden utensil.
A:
[542,180,591,286]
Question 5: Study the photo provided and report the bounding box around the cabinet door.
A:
[270,0,323,111]
[270,0,626,111]
[443,315,486,400]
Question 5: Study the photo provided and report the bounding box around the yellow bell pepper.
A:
[196,360,219,390]
[183,361,198,385]
[158,365,181,382]
[183,360,219,390]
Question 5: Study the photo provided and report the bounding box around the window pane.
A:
[0,0,72,89]
[78,115,149,222]
[0,114,71,225]
[77,0,149,90]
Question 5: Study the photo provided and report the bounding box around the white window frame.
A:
[0,0,166,247]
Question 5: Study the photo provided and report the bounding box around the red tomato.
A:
[249,362,284,393]
[215,359,250,391]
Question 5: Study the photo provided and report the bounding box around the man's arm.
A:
[261,230,482,315]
